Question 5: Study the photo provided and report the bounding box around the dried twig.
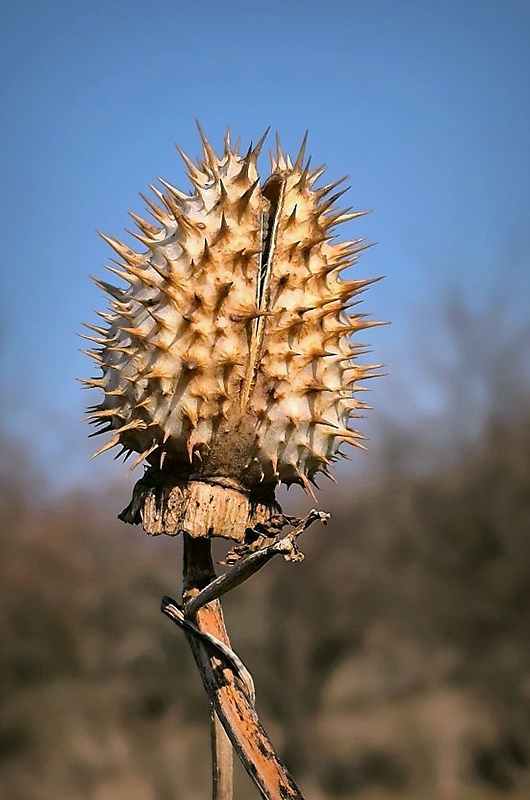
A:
[184,509,330,619]
[180,535,234,800]
[162,510,330,800]
[162,598,255,702]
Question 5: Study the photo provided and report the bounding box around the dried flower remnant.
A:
[82,127,382,540]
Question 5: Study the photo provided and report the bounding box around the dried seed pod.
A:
[83,127,382,539]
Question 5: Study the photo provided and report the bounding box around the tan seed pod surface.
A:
[82,128,382,494]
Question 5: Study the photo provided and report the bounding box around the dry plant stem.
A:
[185,509,330,618]
[182,535,233,800]
[162,601,255,701]
[167,512,329,799]
[179,532,313,800]
[182,601,304,800]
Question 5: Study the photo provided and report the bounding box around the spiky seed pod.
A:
[83,127,382,539]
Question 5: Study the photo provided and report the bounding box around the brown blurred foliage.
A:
[1,301,530,800]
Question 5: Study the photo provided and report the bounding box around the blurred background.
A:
[1,1,529,798]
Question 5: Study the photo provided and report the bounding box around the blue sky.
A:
[1,0,529,490]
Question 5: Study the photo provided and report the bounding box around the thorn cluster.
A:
[82,126,383,493]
